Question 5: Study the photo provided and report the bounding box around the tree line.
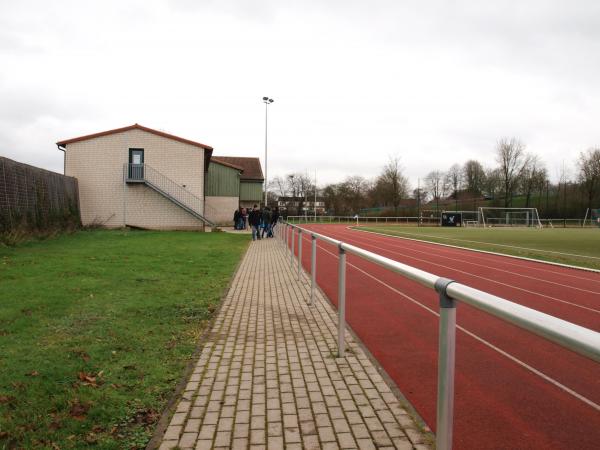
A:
[270,139,600,218]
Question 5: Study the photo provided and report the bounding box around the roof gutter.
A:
[57,143,66,175]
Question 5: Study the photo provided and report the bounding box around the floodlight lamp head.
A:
[262,96,269,101]
[269,98,274,103]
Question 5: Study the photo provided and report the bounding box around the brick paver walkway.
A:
[158,238,432,449]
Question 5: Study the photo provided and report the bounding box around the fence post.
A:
[297,229,302,280]
[290,227,295,268]
[337,244,346,357]
[434,278,457,450]
[310,235,317,305]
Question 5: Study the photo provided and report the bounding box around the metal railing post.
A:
[337,244,346,357]
[435,278,457,450]
[310,235,317,305]
[290,227,295,267]
[297,229,302,280]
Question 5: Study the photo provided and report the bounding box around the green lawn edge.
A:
[0,230,248,449]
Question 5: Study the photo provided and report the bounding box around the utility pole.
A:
[262,97,274,207]
[314,169,317,221]
[417,177,421,227]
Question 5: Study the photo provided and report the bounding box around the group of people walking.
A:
[233,205,280,241]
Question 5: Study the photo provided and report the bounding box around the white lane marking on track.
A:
[325,228,600,315]
[342,231,600,296]
[416,238,600,283]
[352,226,600,280]
[354,226,600,286]
[302,234,600,413]
[366,228,600,260]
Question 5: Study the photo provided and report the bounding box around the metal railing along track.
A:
[274,221,600,450]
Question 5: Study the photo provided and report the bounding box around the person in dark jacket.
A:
[248,205,261,241]
[233,209,241,230]
[261,207,272,238]
[270,207,280,238]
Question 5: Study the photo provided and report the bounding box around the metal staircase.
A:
[124,163,215,228]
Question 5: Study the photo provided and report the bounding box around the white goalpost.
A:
[583,208,600,227]
[478,207,542,228]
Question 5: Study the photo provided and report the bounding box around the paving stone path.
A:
[158,238,432,449]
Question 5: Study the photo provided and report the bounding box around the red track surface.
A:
[285,224,600,450]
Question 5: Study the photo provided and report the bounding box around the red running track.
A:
[285,224,600,450]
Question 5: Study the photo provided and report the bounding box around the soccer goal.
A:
[583,208,600,227]
[478,207,542,228]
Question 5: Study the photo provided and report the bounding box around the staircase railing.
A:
[124,163,215,227]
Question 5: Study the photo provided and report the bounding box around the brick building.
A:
[57,124,263,229]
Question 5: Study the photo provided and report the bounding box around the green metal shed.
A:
[205,161,241,197]
[240,181,263,202]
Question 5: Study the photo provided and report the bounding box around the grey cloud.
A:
[0,87,97,126]
[169,0,279,21]
[0,30,43,53]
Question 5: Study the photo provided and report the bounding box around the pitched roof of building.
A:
[56,123,214,170]
[210,158,244,172]
[211,156,264,181]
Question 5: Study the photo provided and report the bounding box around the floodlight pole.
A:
[262,97,274,207]
[417,177,421,227]
[314,169,317,221]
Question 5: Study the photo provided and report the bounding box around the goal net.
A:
[479,207,542,228]
[584,208,600,227]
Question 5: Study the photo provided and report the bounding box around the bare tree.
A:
[425,170,445,213]
[444,163,463,210]
[520,154,545,207]
[284,173,314,215]
[376,156,409,214]
[578,148,600,210]
[555,162,571,216]
[340,176,370,213]
[496,137,529,207]
[268,176,288,198]
[483,167,501,199]
[463,160,486,194]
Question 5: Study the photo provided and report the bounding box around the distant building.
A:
[277,196,326,215]
[204,156,264,225]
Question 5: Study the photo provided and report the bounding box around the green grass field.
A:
[0,230,248,449]
[356,226,600,270]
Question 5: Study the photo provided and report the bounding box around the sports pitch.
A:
[356,226,600,270]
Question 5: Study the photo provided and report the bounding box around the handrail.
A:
[125,163,215,227]
[286,215,440,226]
[447,283,600,361]
[286,215,599,228]
[276,221,600,450]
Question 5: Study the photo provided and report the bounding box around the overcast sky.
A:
[1,0,599,188]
